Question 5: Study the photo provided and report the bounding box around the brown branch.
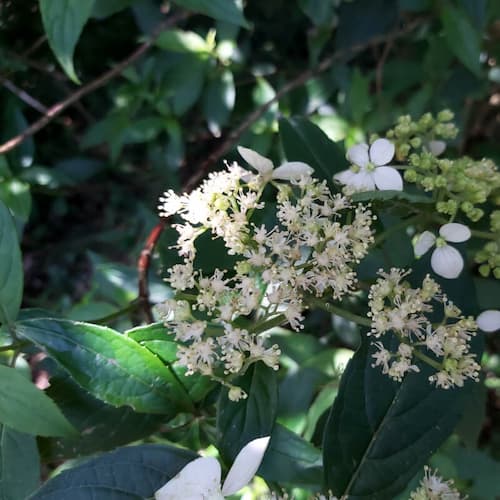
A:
[1,77,49,114]
[136,16,426,322]
[0,12,190,155]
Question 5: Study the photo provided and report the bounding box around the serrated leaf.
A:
[39,0,96,83]
[0,200,23,325]
[16,318,190,414]
[323,336,468,498]
[0,364,76,437]
[279,117,348,186]
[0,425,40,500]
[259,423,323,489]
[172,0,249,27]
[217,363,278,462]
[440,1,482,76]
[29,444,198,499]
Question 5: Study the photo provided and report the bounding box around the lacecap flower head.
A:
[334,138,403,192]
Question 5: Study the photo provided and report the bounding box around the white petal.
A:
[369,138,395,166]
[476,310,500,332]
[334,169,356,185]
[430,246,464,279]
[373,166,403,191]
[428,140,446,156]
[237,146,274,175]
[349,171,376,191]
[347,143,369,167]
[439,223,471,243]
[155,457,222,500]
[272,161,313,180]
[414,231,436,257]
[221,436,270,496]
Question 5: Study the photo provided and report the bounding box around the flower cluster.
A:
[368,268,480,388]
[157,148,375,396]
[409,466,465,500]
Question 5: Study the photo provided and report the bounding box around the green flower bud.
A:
[421,177,435,191]
[410,137,422,148]
[435,175,447,188]
[437,109,454,122]
[404,169,418,182]
[468,208,484,222]
[398,143,411,158]
[479,264,491,277]
[494,267,500,279]
[461,201,473,213]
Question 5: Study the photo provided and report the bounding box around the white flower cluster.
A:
[409,466,465,500]
[157,148,375,396]
[368,268,480,389]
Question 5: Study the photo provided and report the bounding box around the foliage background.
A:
[0,0,499,498]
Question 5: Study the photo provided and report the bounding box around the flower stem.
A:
[307,298,372,327]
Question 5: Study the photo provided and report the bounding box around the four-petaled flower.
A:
[154,436,270,499]
[334,138,403,192]
[414,223,471,279]
[238,146,313,183]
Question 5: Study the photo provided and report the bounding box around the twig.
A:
[375,37,394,95]
[137,16,426,321]
[1,77,49,114]
[0,12,190,155]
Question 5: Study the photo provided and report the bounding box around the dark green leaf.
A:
[172,0,248,27]
[259,423,323,488]
[29,444,198,499]
[17,318,190,414]
[39,0,96,82]
[279,117,348,185]
[347,68,371,124]
[202,69,235,136]
[351,189,433,204]
[40,367,166,460]
[0,425,40,500]
[0,364,76,437]
[92,0,134,18]
[0,180,31,226]
[298,0,335,26]
[217,362,278,462]
[335,0,398,50]
[0,200,23,324]
[440,1,482,76]
[323,336,468,498]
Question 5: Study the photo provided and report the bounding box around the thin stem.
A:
[248,314,287,334]
[412,349,442,371]
[92,300,141,324]
[470,229,497,241]
[307,297,372,327]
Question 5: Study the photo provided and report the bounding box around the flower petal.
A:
[373,166,403,191]
[272,161,313,180]
[476,310,500,332]
[347,143,369,167]
[428,140,446,156]
[221,436,270,496]
[237,146,274,175]
[349,171,376,191]
[430,245,464,279]
[369,138,395,166]
[439,223,471,243]
[155,457,222,500]
[414,231,436,257]
[333,169,355,185]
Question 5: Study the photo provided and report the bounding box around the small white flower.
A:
[476,310,500,332]
[414,223,471,279]
[334,138,403,192]
[154,436,270,499]
[237,146,313,182]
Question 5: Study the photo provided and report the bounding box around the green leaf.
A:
[0,425,40,500]
[351,189,433,204]
[172,0,248,27]
[39,0,95,83]
[156,29,211,54]
[17,318,190,414]
[323,336,468,498]
[440,1,482,76]
[202,69,235,136]
[92,0,134,18]
[0,364,76,437]
[29,444,198,499]
[40,367,166,460]
[0,180,32,227]
[259,423,323,489]
[0,200,23,324]
[279,117,349,186]
[347,68,371,124]
[217,362,278,462]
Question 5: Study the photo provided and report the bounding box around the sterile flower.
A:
[154,436,270,499]
[428,140,446,156]
[414,223,471,279]
[334,138,403,192]
[476,310,500,332]
[237,146,313,182]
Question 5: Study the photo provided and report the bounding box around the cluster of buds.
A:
[368,268,480,389]
[156,147,375,398]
